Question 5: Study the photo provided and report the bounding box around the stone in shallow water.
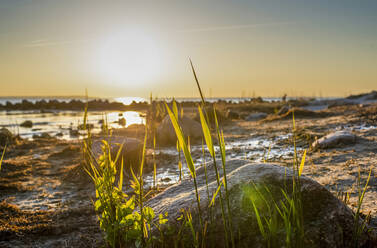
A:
[312,130,356,149]
[156,115,202,146]
[147,160,374,247]
[245,112,267,121]
[91,136,142,170]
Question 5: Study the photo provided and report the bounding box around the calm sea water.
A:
[0,96,334,140]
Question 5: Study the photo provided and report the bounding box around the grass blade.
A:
[198,105,214,158]
[298,149,307,177]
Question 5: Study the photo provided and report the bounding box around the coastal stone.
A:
[157,115,202,145]
[0,128,13,146]
[312,130,356,149]
[32,132,53,139]
[194,107,226,124]
[225,110,239,120]
[245,112,267,121]
[77,124,94,130]
[118,117,126,127]
[91,136,143,169]
[69,129,80,137]
[277,105,290,115]
[20,120,33,128]
[147,160,373,247]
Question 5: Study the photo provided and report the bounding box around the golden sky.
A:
[0,0,376,98]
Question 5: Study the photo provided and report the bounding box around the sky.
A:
[0,0,376,98]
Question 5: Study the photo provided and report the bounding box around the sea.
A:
[0,96,332,140]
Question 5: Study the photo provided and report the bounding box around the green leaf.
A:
[0,144,6,171]
[209,179,223,207]
[172,98,178,120]
[165,103,196,178]
[298,149,307,177]
[198,105,214,158]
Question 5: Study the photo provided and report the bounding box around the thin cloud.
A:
[179,21,295,33]
[24,39,88,48]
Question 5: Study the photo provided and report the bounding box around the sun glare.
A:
[97,29,162,86]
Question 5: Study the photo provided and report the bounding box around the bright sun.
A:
[97,29,162,85]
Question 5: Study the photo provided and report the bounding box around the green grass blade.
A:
[172,98,179,119]
[139,131,148,177]
[198,105,214,158]
[189,58,206,106]
[119,157,124,191]
[298,149,307,177]
[0,144,6,171]
[209,179,223,207]
[165,103,196,178]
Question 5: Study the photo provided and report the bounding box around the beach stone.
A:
[147,160,373,247]
[91,136,143,169]
[312,131,356,149]
[20,120,33,128]
[118,117,126,127]
[32,132,53,139]
[277,105,290,115]
[0,128,13,146]
[226,110,239,120]
[157,115,202,146]
[194,107,226,124]
[245,112,267,121]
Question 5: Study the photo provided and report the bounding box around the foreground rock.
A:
[312,130,356,149]
[156,115,202,146]
[147,160,374,247]
[0,128,13,147]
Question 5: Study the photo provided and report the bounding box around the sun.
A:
[97,29,162,85]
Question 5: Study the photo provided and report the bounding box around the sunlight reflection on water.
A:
[0,110,145,140]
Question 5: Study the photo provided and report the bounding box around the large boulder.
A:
[91,136,143,169]
[312,131,356,149]
[156,115,202,146]
[0,128,13,146]
[147,160,374,247]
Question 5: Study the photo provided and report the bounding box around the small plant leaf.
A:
[298,149,307,177]
[198,106,214,158]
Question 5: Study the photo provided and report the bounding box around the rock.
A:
[111,124,146,138]
[347,91,377,101]
[0,128,13,146]
[225,110,239,120]
[69,128,80,137]
[312,131,356,149]
[245,112,267,121]
[91,136,143,170]
[194,107,226,124]
[20,120,33,128]
[55,132,63,137]
[277,105,290,115]
[77,124,94,130]
[147,160,374,247]
[156,115,202,146]
[118,117,126,127]
[32,132,53,139]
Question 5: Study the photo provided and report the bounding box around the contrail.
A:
[24,39,88,48]
[179,21,295,33]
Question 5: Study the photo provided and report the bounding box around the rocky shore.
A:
[0,91,376,247]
